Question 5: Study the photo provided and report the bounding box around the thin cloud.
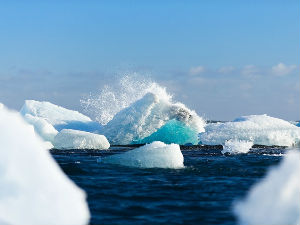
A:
[218,66,235,74]
[241,65,260,78]
[271,63,296,76]
[189,66,205,75]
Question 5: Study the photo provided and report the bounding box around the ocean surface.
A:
[51,145,291,225]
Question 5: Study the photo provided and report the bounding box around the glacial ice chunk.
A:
[222,139,253,154]
[0,104,90,225]
[199,114,300,146]
[54,129,110,150]
[103,93,205,145]
[234,151,300,225]
[102,141,184,168]
[20,100,103,132]
[23,113,58,142]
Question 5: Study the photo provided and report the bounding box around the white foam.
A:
[81,74,172,125]
[234,151,300,225]
[102,141,184,168]
[0,104,90,225]
[222,139,253,154]
[53,129,110,150]
[103,93,205,145]
[199,114,300,146]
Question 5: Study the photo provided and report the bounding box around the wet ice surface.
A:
[51,145,290,225]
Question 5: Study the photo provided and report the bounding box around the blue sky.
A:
[0,1,299,120]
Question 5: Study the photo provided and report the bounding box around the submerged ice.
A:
[0,104,90,225]
[199,114,300,146]
[234,151,300,225]
[102,141,184,168]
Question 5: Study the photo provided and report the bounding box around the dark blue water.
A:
[51,146,285,225]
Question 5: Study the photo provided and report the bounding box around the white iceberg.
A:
[0,104,90,225]
[222,139,253,154]
[20,100,103,132]
[103,93,205,145]
[23,113,58,143]
[54,129,110,150]
[199,114,300,146]
[102,141,184,168]
[234,151,300,225]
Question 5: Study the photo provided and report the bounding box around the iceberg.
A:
[199,114,300,146]
[0,104,90,225]
[23,113,58,143]
[234,151,300,225]
[53,129,110,150]
[103,93,205,145]
[222,139,253,154]
[101,141,184,168]
[20,100,103,132]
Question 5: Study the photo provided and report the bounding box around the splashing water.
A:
[80,73,206,145]
[80,74,171,125]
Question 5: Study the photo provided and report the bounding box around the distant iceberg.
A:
[54,129,110,150]
[102,141,184,168]
[103,93,205,145]
[199,114,300,146]
[20,100,109,149]
[20,100,103,133]
[0,104,90,225]
[234,151,300,225]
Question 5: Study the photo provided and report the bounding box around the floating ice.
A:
[53,129,110,150]
[222,139,253,154]
[0,104,90,225]
[234,151,300,225]
[102,141,184,168]
[199,114,300,146]
[23,113,58,142]
[20,100,103,132]
[103,93,205,145]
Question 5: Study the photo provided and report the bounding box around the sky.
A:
[0,0,299,121]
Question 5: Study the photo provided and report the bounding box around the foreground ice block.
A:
[20,100,103,132]
[103,93,205,145]
[234,151,300,225]
[102,141,184,168]
[222,139,253,154]
[54,129,110,150]
[0,105,90,225]
[199,114,300,146]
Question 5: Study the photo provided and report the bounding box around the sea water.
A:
[51,145,289,225]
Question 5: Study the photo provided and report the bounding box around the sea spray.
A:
[222,139,253,154]
[80,74,171,125]
[81,74,205,145]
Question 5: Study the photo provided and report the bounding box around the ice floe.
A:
[0,104,90,225]
[54,129,110,150]
[199,114,300,146]
[234,150,300,225]
[102,141,184,168]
